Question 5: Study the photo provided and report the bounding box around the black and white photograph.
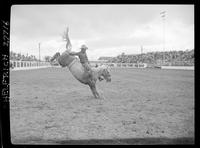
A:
[8,4,194,145]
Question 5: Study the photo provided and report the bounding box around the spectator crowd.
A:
[99,49,194,66]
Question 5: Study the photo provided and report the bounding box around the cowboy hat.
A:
[80,44,88,49]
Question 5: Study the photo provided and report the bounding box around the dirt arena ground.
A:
[10,67,194,144]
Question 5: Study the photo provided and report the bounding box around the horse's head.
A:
[101,66,111,82]
[50,52,60,62]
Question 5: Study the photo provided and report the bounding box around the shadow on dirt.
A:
[12,137,194,145]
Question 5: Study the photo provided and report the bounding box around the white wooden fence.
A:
[91,62,147,68]
[10,60,51,71]
[10,60,193,71]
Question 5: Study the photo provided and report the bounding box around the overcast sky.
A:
[10,4,194,60]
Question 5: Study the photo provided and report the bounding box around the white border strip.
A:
[161,66,194,70]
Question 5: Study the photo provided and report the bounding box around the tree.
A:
[44,56,51,62]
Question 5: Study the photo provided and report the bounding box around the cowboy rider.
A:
[69,45,90,72]
[68,45,104,81]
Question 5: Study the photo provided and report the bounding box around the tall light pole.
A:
[39,42,41,62]
[160,11,166,65]
[141,45,143,54]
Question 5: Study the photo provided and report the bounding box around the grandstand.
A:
[100,49,194,66]
[96,49,194,69]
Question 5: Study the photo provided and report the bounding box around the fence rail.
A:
[10,60,51,70]
[91,62,147,68]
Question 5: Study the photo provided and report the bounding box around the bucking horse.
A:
[50,51,111,99]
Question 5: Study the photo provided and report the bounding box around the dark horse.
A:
[50,51,111,98]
